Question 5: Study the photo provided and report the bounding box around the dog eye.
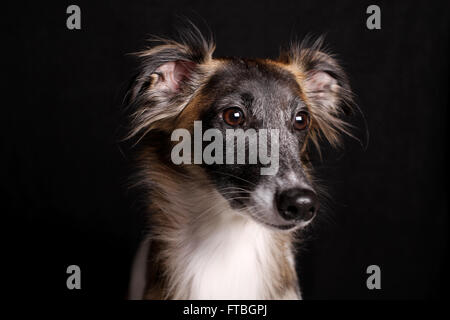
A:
[293,111,309,130]
[223,107,245,126]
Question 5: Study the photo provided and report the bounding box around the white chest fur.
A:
[175,214,275,299]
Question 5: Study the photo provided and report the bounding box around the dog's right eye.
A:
[223,107,245,126]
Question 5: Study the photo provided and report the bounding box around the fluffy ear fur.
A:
[279,38,354,150]
[126,25,215,141]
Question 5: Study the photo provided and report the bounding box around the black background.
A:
[5,0,448,299]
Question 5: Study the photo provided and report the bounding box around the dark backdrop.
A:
[5,0,448,299]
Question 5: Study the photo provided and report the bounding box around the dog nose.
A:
[276,188,318,222]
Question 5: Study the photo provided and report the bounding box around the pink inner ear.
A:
[154,61,195,92]
[307,71,338,93]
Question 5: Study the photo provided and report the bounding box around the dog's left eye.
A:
[293,111,309,131]
[223,107,245,126]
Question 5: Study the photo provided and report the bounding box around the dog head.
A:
[127,27,353,231]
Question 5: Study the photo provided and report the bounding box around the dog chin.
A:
[227,198,308,231]
[248,213,303,231]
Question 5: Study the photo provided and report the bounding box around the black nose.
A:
[276,188,318,222]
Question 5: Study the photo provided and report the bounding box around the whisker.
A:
[210,170,257,187]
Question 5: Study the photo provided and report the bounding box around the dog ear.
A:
[148,60,196,93]
[279,38,354,148]
[130,25,215,100]
[126,26,215,140]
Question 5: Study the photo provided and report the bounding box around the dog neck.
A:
[145,175,301,300]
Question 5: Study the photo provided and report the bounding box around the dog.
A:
[126,25,353,300]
